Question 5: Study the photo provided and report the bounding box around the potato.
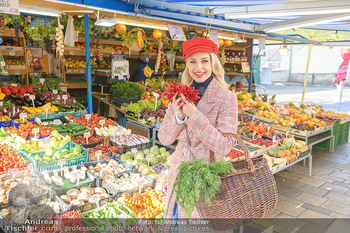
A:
[80,187,94,195]
[99,193,110,199]
[77,192,91,202]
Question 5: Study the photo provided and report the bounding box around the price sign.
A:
[11,83,17,87]
[69,51,75,55]
[43,137,50,145]
[52,90,58,95]
[71,170,83,185]
[24,93,30,96]
[253,131,257,140]
[32,128,39,137]
[29,95,35,100]
[62,95,68,104]
[261,106,264,111]
[74,69,78,73]
[9,50,15,56]
[145,82,148,88]
[90,194,100,203]
[95,150,102,161]
[99,119,105,128]
[54,119,61,125]
[44,105,50,111]
[20,113,27,123]
[252,116,256,121]
[85,114,91,121]
[273,135,276,149]
[153,93,159,111]
[267,125,271,132]
[15,70,20,75]
[131,148,138,154]
[286,131,289,138]
[84,132,90,144]
[0,102,3,107]
[161,80,165,88]
[146,154,153,166]
[61,87,68,92]
[80,69,85,73]
[39,78,45,85]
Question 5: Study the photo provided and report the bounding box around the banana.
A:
[137,30,144,48]
[144,66,152,77]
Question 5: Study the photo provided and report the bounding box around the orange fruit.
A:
[152,29,162,40]
[224,39,232,47]
[219,39,224,47]
[116,24,127,34]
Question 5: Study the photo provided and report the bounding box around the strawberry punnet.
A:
[162,82,200,105]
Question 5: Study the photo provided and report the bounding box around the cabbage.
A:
[157,154,167,163]
[159,147,166,154]
[161,151,170,158]
[126,159,134,165]
[67,97,76,104]
[52,94,61,101]
[133,159,144,165]
[45,147,55,157]
[120,153,128,161]
[41,91,51,99]
[150,146,159,155]
[134,151,144,160]
[61,92,70,98]
[72,145,82,156]
[143,149,150,155]
[125,151,134,160]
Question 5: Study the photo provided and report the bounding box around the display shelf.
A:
[272,153,312,177]
[65,68,86,75]
[78,37,123,46]
[67,83,87,89]
[0,46,24,56]
[226,72,250,76]
[0,29,24,38]
[8,70,26,76]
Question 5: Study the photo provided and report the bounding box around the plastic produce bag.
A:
[64,15,75,47]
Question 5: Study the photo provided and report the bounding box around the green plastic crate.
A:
[343,130,349,144]
[30,77,64,84]
[313,139,331,151]
[19,141,88,173]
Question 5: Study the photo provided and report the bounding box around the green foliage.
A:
[110,81,144,98]
[174,158,236,218]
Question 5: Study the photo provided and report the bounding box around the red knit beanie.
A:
[182,38,219,58]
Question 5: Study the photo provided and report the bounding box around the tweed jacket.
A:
[158,78,238,219]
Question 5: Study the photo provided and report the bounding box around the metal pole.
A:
[301,45,312,103]
[84,14,93,113]
[338,81,344,111]
[249,41,254,92]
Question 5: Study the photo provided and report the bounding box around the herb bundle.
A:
[174,158,236,217]
[110,82,144,98]
[162,82,200,105]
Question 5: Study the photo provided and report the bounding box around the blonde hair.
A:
[181,52,228,89]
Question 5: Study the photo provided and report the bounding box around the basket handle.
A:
[210,133,255,173]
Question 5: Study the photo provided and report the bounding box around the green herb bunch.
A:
[174,158,236,218]
[110,82,144,98]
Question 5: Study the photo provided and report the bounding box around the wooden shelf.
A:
[0,46,24,56]
[0,29,24,38]
[68,83,87,89]
[226,72,250,76]
[65,68,86,75]
[8,70,26,75]
[78,37,123,46]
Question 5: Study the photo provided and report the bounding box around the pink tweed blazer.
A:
[158,78,238,219]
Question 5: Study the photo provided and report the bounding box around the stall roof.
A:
[18,0,350,46]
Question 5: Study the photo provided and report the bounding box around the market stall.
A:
[0,0,350,232]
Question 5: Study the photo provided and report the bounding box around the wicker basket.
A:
[195,133,278,231]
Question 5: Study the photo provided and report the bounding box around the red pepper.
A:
[1,86,11,95]
[18,87,26,94]
[17,93,24,98]
[9,86,18,94]
[23,85,33,93]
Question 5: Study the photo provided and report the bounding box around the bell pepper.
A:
[9,86,18,94]
[1,86,11,96]
[18,87,26,94]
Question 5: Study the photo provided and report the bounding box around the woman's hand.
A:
[173,94,186,120]
[180,93,197,117]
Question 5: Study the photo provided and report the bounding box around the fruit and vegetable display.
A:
[67,113,118,130]
[225,148,244,161]
[110,134,150,147]
[5,124,53,138]
[0,143,29,172]
[233,142,261,154]
[40,166,88,187]
[101,171,152,193]
[238,113,255,124]
[48,122,87,136]
[0,175,49,205]
[249,138,274,148]
[122,188,166,218]
[59,186,110,207]
[85,158,130,177]
[110,82,144,98]
[88,137,122,157]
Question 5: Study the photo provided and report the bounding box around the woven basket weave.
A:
[196,133,278,231]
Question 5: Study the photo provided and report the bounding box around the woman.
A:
[158,38,238,220]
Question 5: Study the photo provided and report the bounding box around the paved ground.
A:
[233,142,350,233]
[261,84,350,114]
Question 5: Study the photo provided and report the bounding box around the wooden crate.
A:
[0,46,24,56]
